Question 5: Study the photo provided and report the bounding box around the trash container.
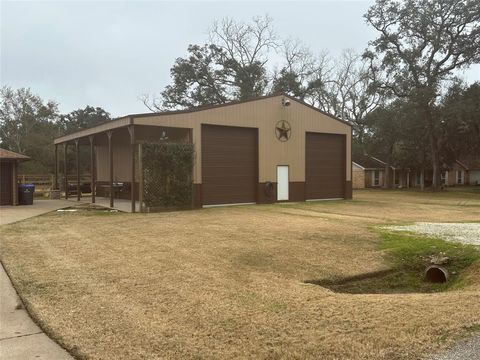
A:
[18,184,35,205]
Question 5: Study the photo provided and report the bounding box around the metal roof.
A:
[0,148,30,161]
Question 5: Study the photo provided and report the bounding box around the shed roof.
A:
[0,148,30,161]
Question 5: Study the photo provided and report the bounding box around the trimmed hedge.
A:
[142,143,194,210]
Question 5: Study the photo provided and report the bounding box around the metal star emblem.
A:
[275,120,291,142]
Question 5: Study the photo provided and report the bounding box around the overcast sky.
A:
[2,0,479,117]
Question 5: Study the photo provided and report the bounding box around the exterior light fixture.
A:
[159,131,168,141]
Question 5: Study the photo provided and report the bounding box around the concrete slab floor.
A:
[0,199,73,226]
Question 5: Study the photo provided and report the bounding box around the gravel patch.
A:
[383,222,480,246]
[430,334,480,360]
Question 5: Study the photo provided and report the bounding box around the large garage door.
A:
[202,125,258,205]
[1,162,13,205]
[305,132,346,200]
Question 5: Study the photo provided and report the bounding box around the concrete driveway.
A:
[1,199,74,359]
[0,200,72,226]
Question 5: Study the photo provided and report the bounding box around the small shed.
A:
[0,148,30,205]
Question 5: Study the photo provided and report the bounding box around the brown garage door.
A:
[202,124,258,205]
[1,162,13,205]
[305,132,346,199]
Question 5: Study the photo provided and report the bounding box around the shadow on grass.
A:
[304,269,450,294]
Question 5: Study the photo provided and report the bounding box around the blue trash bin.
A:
[18,184,35,205]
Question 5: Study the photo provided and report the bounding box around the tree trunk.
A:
[423,104,441,191]
[421,168,425,190]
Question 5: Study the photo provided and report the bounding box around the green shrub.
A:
[142,143,194,210]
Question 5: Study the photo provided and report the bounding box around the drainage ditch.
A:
[304,267,452,294]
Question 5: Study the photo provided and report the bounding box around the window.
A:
[416,172,421,185]
[373,170,380,186]
[457,170,464,185]
[441,171,448,185]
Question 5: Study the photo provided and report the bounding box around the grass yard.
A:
[1,189,480,359]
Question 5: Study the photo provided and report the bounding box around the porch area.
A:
[54,119,193,213]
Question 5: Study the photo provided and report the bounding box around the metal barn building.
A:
[53,94,352,211]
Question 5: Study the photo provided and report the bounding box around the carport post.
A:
[89,135,95,204]
[128,124,135,213]
[54,144,58,190]
[12,161,18,205]
[138,144,143,213]
[107,131,114,208]
[75,139,80,201]
[64,143,68,199]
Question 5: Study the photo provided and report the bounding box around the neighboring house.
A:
[354,154,479,190]
[411,158,479,188]
[461,156,480,185]
[53,94,353,211]
[353,153,411,189]
[352,154,386,189]
[440,161,468,187]
[0,148,30,206]
[457,157,480,186]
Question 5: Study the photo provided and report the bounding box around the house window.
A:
[416,172,421,185]
[456,170,464,185]
[373,170,380,186]
[441,171,448,185]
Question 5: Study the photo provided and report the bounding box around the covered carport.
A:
[53,118,192,213]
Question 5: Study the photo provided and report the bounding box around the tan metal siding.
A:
[133,96,351,185]
[95,144,132,182]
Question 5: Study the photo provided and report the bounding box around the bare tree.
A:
[301,50,382,142]
[209,15,278,100]
[142,16,279,111]
[272,39,332,103]
[332,50,382,143]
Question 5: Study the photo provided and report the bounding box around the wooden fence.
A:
[18,174,91,194]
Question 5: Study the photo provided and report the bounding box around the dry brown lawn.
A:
[1,189,480,359]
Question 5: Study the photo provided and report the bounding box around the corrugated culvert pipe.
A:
[425,265,449,283]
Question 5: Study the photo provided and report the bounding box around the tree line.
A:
[141,0,479,190]
[1,0,479,190]
[0,86,111,173]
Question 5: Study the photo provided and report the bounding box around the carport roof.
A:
[0,148,30,161]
